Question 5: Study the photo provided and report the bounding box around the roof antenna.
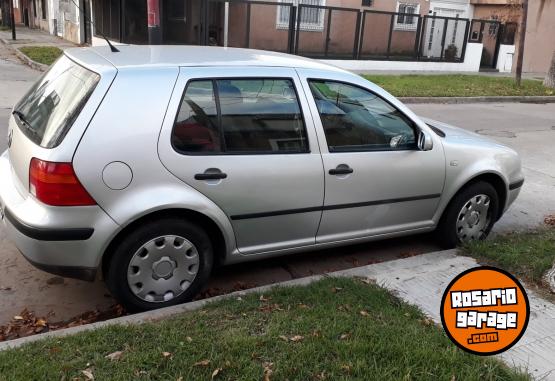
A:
[69,0,119,52]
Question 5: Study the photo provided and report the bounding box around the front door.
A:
[158,67,324,254]
[298,71,445,243]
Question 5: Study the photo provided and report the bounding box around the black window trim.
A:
[307,77,420,153]
[171,76,312,156]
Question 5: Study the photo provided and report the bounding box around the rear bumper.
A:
[0,150,119,281]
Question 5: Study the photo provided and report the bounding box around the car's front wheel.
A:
[106,218,213,312]
[437,181,499,248]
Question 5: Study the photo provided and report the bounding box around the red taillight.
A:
[29,158,96,206]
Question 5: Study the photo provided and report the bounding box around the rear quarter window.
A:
[13,55,100,148]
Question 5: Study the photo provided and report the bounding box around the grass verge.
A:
[0,277,527,380]
[363,74,554,97]
[18,46,62,66]
[464,229,555,285]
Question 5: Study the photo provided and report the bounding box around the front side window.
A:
[172,78,308,154]
[308,80,416,152]
[13,55,100,148]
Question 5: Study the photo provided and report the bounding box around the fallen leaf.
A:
[341,364,351,373]
[290,335,304,342]
[35,319,47,327]
[105,351,123,361]
[13,316,23,321]
[359,277,375,285]
[211,368,222,379]
[186,336,193,343]
[359,310,369,317]
[421,318,435,326]
[339,333,350,340]
[259,295,270,302]
[162,351,172,359]
[194,359,211,367]
[81,369,94,380]
[263,361,273,381]
[278,335,289,342]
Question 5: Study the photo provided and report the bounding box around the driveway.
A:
[0,47,553,327]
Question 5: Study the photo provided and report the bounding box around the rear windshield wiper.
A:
[12,110,31,127]
[12,110,41,141]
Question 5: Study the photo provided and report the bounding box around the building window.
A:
[40,0,46,19]
[362,0,373,6]
[395,2,420,31]
[277,0,326,31]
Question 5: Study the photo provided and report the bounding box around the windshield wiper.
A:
[12,110,31,127]
[12,110,41,141]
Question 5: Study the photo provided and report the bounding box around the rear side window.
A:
[13,55,100,148]
[171,78,308,154]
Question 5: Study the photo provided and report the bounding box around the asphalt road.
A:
[0,45,553,326]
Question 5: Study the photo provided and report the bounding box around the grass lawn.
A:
[464,229,555,285]
[363,74,554,97]
[0,277,527,380]
[18,46,63,66]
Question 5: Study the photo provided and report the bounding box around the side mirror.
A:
[417,130,434,151]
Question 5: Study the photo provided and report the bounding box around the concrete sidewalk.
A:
[0,26,76,70]
[0,26,76,49]
[1,250,555,380]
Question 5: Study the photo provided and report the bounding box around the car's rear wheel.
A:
[106,218,213,312]
[437,181,499,248]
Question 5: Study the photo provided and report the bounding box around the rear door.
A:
[158,67,325,254]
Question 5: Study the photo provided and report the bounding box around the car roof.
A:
[65,45,348,73]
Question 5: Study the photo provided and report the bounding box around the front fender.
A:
[432,142,520,224]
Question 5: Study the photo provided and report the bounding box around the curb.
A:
[0,37,49,71]
[0,250,458,351]
[400,96,555,104]
[0,269,332,351]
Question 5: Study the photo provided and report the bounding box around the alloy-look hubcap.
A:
[456,194,491,242]
[127,235,200,303]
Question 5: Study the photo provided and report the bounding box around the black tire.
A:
[436,181,499,249]
[106,218,213,312]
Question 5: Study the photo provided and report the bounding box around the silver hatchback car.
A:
[0,46,523,311]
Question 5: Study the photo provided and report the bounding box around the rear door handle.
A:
[329,164,353,175]
[194,170,227,181]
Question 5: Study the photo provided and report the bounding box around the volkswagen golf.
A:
[0,46,524,311]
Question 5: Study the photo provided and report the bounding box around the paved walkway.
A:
[0,25,76,50]
[342,251,555,380]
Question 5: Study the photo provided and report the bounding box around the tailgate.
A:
[7,49,117,196]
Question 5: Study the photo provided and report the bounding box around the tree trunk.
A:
[544,50,555,89]
[515,0,529,86]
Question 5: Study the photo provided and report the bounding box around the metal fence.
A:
[203,0,516,63]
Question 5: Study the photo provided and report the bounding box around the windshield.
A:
[13,55,100,148]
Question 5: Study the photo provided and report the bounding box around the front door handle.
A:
[329,164,353,176]
[194,169,227,181]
